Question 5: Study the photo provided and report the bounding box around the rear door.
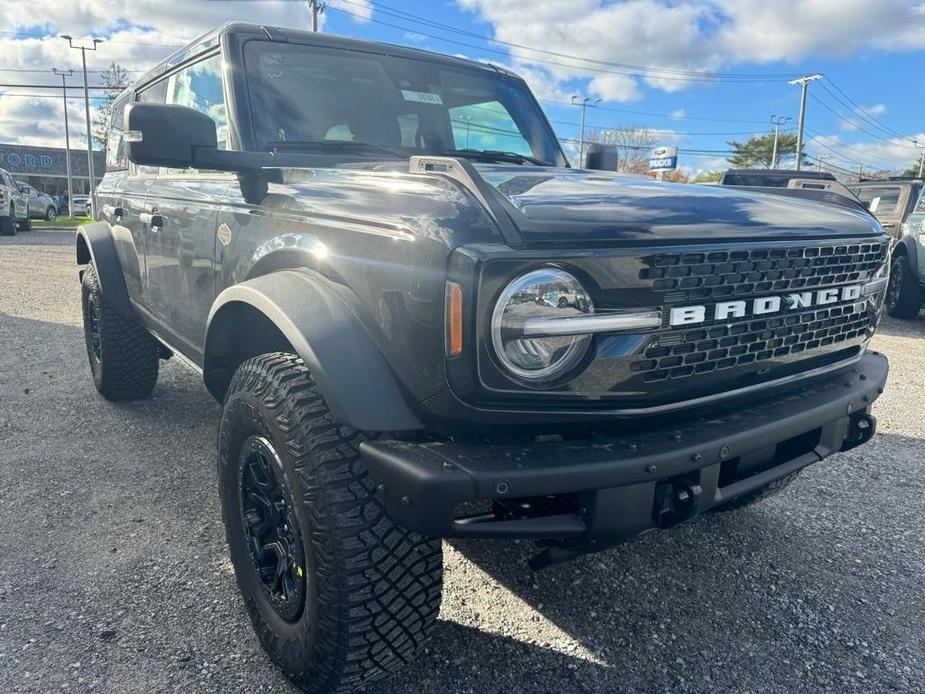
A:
[142,51,233,361]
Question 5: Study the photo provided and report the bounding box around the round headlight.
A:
[490,268,594,382]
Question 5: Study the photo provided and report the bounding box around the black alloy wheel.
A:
[238,434,306,622]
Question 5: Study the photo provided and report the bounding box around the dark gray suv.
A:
[76,22,891,693]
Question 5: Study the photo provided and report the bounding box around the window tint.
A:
[243,41,564,166]
[167,53,227,149]
[105,91,132,171]
[449,100,532,156]
[915,187,925,213]
[856,187,901,214]
[139,80,168,103]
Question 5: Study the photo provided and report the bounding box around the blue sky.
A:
[1,0,923,176]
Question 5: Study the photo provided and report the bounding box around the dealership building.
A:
[0,143,104,197]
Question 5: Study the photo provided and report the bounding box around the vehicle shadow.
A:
[874,313,925,337]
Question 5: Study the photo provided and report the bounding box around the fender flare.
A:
[75,222,133,318]
[892,235,920,280]
[204,269,423,432]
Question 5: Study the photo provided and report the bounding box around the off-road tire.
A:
[45,206,57,221]
[80,265,159,400]
[710,471,801,513]
[886,253,923,319]
[219,353,443,694]
[17,214,31,231]
[0,211,16,236]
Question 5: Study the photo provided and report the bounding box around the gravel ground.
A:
[1,228,924,694]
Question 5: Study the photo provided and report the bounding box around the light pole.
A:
[61,35,103,200]
[462,115,472,148]
[788,74,822,171]
[914,140,925,178]
[52,68,74,216]
[769,114,791,170]
[571,95,601,166]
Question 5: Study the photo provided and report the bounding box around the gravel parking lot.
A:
[1,228,924,693]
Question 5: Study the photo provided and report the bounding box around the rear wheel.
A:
[886,254,923,319]
[80,265,159,400]
[1,207,16,236]
[17,214,31,231]
[45,206,57,221]
[219,353,442,694]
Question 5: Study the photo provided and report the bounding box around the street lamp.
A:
[571,95,601,166]
[769,115,791,170]
[913,140,925,179]
[61,35,104,202]
[52,68,74,216]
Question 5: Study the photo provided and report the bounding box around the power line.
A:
[326,3,792,84]
[0,67,142,74]
[542,99,768,125]
[808,92,916,148]
[335,0,800,82]
[804,127,910,168]
[821,77,908,140]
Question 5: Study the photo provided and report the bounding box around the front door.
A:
[140,51,232,362]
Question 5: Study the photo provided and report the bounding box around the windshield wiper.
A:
[266,140,407,158]
[438,148,550,166]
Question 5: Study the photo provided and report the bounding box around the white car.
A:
[0,167,30,235]
[71,195,91,217]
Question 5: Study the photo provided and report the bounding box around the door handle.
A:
[140,211,165,232]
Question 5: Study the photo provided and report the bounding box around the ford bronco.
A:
[77,23,890,694]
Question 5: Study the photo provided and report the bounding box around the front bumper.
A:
[361,352,887,552]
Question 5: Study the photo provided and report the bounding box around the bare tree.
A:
[92,62,129,149]
[586,125,657,174]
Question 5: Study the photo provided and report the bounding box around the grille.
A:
[629,301,871,383]
[639,242,889,305]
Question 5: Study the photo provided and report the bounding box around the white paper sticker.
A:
[401,89,443,105]
[869,196,881,212]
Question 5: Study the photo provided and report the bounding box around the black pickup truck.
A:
[76,22,890,694]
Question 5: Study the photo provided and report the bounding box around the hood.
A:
[473,164,882,245]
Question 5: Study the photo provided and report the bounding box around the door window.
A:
[106,91,133,171]
[856,187,901,214]
[167,53,228,150]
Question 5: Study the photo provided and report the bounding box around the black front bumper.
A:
[361,353,887,550]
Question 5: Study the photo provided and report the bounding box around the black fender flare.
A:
[204,269,423,432]
[892,235,920,281]
[75,222,134,318]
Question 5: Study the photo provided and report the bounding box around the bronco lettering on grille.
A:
[669,285,863,327]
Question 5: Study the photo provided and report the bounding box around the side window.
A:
[167,53,228,150]
[448,100,532,155]
[132,81,169,176]
[916,187,925,214]
[105,92,132,171]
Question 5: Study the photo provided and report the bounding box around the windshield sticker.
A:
[401,89,443,105]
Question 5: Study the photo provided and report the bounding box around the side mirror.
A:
[124,103,217,169]
[583,142,619,171]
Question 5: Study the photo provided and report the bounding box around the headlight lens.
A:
[490,268,594,382]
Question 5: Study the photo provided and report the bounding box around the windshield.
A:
[243,41,565,166]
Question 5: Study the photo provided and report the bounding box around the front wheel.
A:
[219,353,442,694]
[886,254,923,319]
[0,213,14,236]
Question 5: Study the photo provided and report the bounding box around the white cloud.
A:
[806,132,924,172]
[670,109,686,120]
[457,0,925,100]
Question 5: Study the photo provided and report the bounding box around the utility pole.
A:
[52,69,75,216]
[788,74,822,171]
[309,0,325,31]
[62,35,103,200]
[769,115,791,169]
[571,95,601,166]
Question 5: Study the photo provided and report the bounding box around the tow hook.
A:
[655,476,703,528]
[843,412,876,451]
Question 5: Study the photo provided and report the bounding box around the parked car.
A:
[77,23,890,693]
[16,181,58,220]
[848,179,923,243]
[884,183,925,318]
[71,195,91,216]
[719,168,836,188]
[0,167,30,235]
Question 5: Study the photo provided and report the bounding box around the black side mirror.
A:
[124,103,217,169]
[583,142,619,171]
